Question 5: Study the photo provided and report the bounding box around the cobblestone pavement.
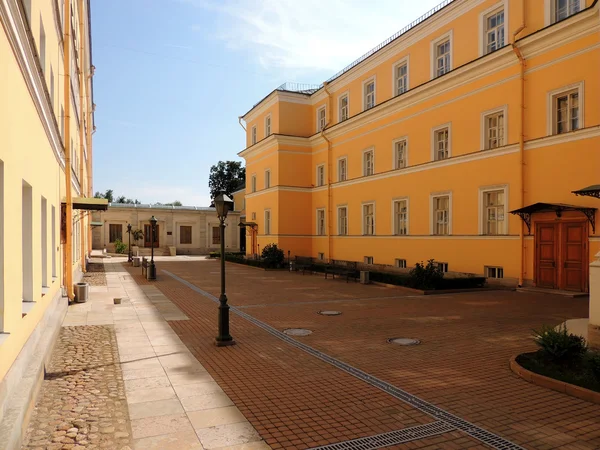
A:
[22,326,132,450]
[125,261,600,450]
[82,261,106,286]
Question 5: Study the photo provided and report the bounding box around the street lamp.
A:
[127,223,132,263]
[214,191,235,347]
[147,215,157,280]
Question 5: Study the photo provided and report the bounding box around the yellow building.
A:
[0,1,102,446]
[240,0,600,292]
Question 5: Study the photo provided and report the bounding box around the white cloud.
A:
[186,0,447,74]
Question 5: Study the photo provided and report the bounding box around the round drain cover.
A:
[283,328,313,336]
[318,310,342,316]
[388,337,420,346]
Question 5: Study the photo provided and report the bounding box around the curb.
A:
[509,355,600,404]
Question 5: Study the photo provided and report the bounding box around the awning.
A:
[238,221,257,228]
[62,197,108,211]
[90,221,103,227]
[509,202,596,234]
[572,185,600,199]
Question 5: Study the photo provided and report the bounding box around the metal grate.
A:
[310,421,453,450]
[163,270,524,450]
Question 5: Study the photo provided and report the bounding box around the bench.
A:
[294,256,314,275]
[325,261,358,283]
[141,257,148,276]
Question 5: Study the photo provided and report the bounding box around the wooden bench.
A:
[294,256,314,275]
[325,261,359,283]
[141,257,148,276]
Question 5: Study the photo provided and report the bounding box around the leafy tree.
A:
[94,189,113,203]
[164,200,183,206]
[208,161,245,204]
[94,189,140,204]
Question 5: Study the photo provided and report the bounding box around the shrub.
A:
[533,323,587,362]
[114,238,127,254]
[131,229,144,243]
[588,352,600,378]
[261,243,284,268]
[408,259,444,290]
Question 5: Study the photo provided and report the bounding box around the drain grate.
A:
[310,421,453,449]
[163,270,524,450]
[283,328,313,336]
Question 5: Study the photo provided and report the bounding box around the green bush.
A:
[533,323,587,362]
[114,238,127,254]
[261,243,284,268]
[587,352,600,378]
[408,259,444,290]
[369,269,485,290]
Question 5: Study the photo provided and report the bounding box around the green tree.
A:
[94,190,140,204]
[94,189,114,203]
[164,200,183,206]
[208,161,245,204]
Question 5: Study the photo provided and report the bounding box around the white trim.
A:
[361,76,376,111]
[480,105,508,150]
[316,164,325,187]
[361,201,376,236]
[316,105,327,132]
[391,55,410,97]
[336,205,348,236]
[337,156,348,182]
[430,29,453,79]
[546,81,585,136]
[264,169,271,189]
[392,136,409,169]
[478,1,508,57]
[478,184,509,235]
[362,147,375,176]
[264,209,271,235]
[391,197,410,236]
[431,123,452,161]
[337,91,349,123]
[544,0,586,26]
[316,208,326,236]
[430,191,452,235]
[264,114,271,137]
[526,124,599,150]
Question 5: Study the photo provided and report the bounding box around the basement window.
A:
[485,266,504,278]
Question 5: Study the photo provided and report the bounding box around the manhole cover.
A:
[283,328,313,336]
[318,310,342,316]
[388,337,421,346]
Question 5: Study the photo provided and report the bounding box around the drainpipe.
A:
[512,4,526,287]
[78,0,86,272]
[63,0,73,299]
[86,67,95,257]
[321,82,333,262]
[238,116,246,131]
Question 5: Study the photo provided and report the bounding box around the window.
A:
[484,111,505,149]
[553,89,580,134]
[265,170,271,189]
[363,149,374,176]
[554,0,581,22]
[338,158,347,182]
[364,256,374,265]
[316,209,326,235]
[484,9,505,54]
[317,106,326,132]
[50,66,54,108]
[264,210,271,235]
[483,190,505,235]
[436,262,449,273]
[265,115,271,136]
[339,94,349,122]
[60,106,64,142]
[109,224,122,243]
[394,139,407,169]
[318,252,325,261]
[251,126,257,145]
[212,226,221,245]
[251,175,256,193]
[337,207,348,236]
[316,165,325,187]
[486,266,504,278]
[363,203,374,235]
[39,19,46,75]
[435,38,451,77]
[180,225,192,244]
[433,127,449,160]
[395,259,407,269]
[394,60,408,96]
[251,212,256,220]
[364,79,375,110]
[432,195,450,235]
[393,200,408,235]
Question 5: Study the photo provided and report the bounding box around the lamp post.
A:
[147,215,157,280]
[214,191,235,347]
[127,224,132,263]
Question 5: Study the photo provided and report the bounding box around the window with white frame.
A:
[317,106,326,132]
[485,266,504,278]
[338,158,347,182]
[395,259,407,268]
[339,94,349,121]
[363,203,374,235]
[394,61,408,96]
[394,139,407,169]
[50,67,54,108]
[318,252,325,261]
[553,0,581,22]
[484,9,505,54]
[364,80,375,110]
[393,200,408,235]
[484,111,505,149]
[39,19,46,75]
[251,212,256,220]
[251,126,257,145]
[265,170,271,189]
[316,209,326,235]
[265,115,271,136]
[251,175,256,193]
[338,207,348,235]
[433,195,450,235]
[364,256,374,265]
[552,88,580,134]
[435,38,451,77]
[483,189,505,235]
[316,165,325,186]
[436,262,449,273]
[433,127,449,160]
[363,149,374,176]
[264,210,271,235]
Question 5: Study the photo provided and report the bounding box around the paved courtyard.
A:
[123,259,599,450]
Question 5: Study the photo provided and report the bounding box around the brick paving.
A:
[22,326,132,450]
[125,261,600,450]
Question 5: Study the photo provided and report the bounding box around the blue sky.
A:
[91,0,444,205]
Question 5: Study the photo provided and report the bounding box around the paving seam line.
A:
[162,270,524,450]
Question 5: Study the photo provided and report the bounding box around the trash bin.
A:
[133,257,141,267]
[360,271,370,285]
[74,282,89,303]
[169,246,176,256]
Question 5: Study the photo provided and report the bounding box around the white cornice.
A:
[524,125,600,150]
[239,134,325,160]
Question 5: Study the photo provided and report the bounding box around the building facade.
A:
[240,0,600,291]
[0,1,99,446]
[93,204,242,255]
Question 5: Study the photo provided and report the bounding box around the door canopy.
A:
[509,203,596,234]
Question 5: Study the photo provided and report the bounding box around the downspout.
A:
[238,116,246,131]
[321,82,333,262]
[63,0,73,299]
[512,5,526,287]
[86,70,95,256]
[78,0,86,271]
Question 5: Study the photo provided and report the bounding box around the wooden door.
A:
[144,224,159,248]
[560,222,586,292]
[536,223,558,289]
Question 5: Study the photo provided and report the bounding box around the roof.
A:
[107,203,216,211]
[63,197,108,211]
[572,185,600,198]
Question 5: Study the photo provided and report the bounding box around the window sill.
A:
[22,301,36,317]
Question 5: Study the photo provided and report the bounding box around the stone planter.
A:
[169,246,176,256]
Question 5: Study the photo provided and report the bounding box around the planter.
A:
[169,246,176,256]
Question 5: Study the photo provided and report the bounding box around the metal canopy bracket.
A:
[513,212,532,234]
[509,203,597,234]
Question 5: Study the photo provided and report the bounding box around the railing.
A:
[276,82,321,94]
